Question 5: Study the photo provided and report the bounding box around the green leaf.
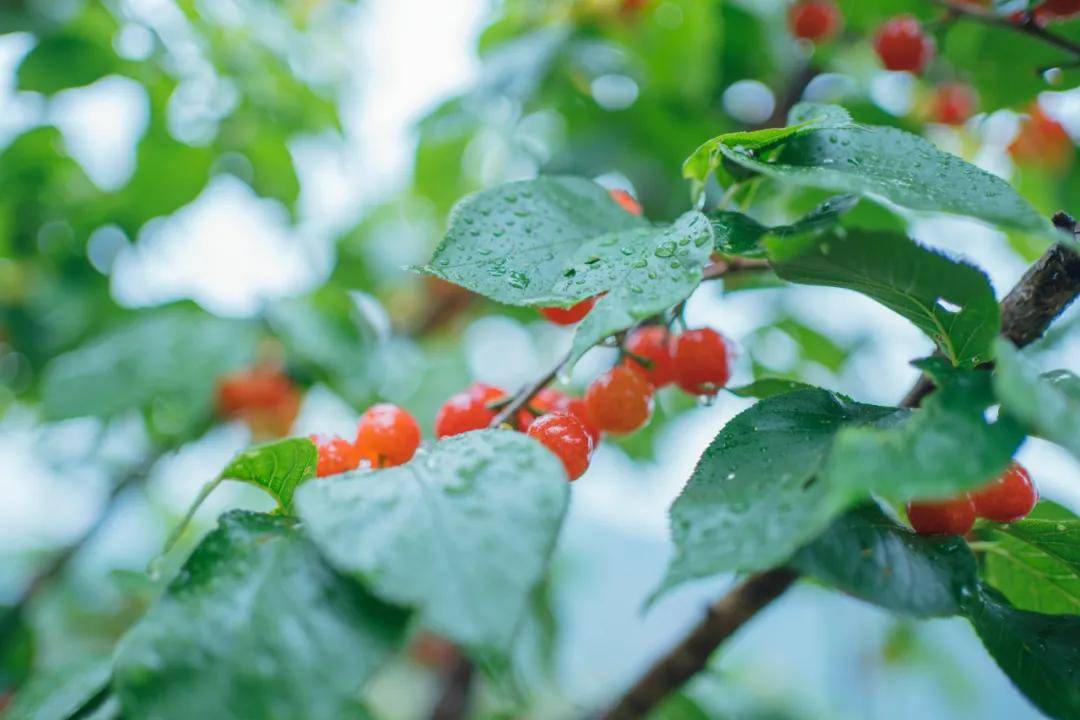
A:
[718,110,1054,237]
[296,430,569,656]
[767,229,999,366]
[17,34,119,94]
[793,505,979,618]
[423,176,649,306]
[40,308,259,436]
[726,378,812,399]
[560,211,713,365]
[980,502,1080,616]
[219,437,317,511]
[968,588,1080,720]
[114,512,408,720]
[825,362,1025,503]
[661,389,896,590]
[711,194,858,257]
[993,339,1080,461]
[3,657,110,720]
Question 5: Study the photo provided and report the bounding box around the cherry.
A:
[355,403,422,468]
[553,394,602,446]
[930,83,978,126]
[609,188,643,216]
[971,462,1038,523]
[435,382,506,438]
[1009,103,1073,171]
[670,328,732,396]
[216,364,301,439]
[907,495,976,536]
[1035,0,1080,22]
[585,364,654,435]
[624,325,676,388]
[517,387,569,432]
[311,435,361,477]
[788,0,842,43]
[527,412,594,481]
[540,297,597,325]
[873,15,935,74]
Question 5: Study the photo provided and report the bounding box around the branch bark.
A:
[597,227,1080,720]
[929,0,1080,61]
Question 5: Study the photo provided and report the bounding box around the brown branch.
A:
[928,0,1080,61]
[429,652,475,720]
[0,449,164,649]
[597,222,1080,720]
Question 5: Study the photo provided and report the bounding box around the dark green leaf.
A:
[980,502,1080,616]
[767,229,999,366]
[968,588,1080,720]
[17,35,118,94]
[114,512,408,720]
[559,211,713,365]
[423,176,649,306]
[726,378,812,399]
[219,438,317,512]
[3,657,110,720]
[794,505,979,618]
[993,339,1080,461]
[711,194,858,258]
[719,107,1054,237]
[661,389,896,591]
[825,362,1025,503]
[296,430,568,656]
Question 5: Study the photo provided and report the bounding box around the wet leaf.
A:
[3,657,110,720]
[993,339,1080,461]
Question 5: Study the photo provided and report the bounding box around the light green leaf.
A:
[767,229,999,366]
[560,211,713,365]
[661,389,897,591]
[825,361,1025,503]
[114,512,408,720]
[712,194,858,258]
[980,502,1080,616]
[718,115,1054,237]
[219,437,317,511]
[968,588,1080,720]
[726,378,812,399]
[296,430,569,656]
[993,339,1080,461]
[422,176,649,306]
[3,657,110,720]
[17,35,119,94]
[794,505,979,618]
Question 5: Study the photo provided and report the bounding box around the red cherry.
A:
[971,462,1038,523]
[1009,103,1074,172]
[552,394,602,446]
[216,364,301,439]
[527,412,594,481]
[624,325,676,388]
[907,495,976,536]
[517,387,569,432]
[670,328,732,396]
[311,435,361,477]
[788,0,842,43]
[539,297,597,325]
[873,15,935,74]
[931,83,978,126]
[435,382,507,438]
[1035,0,1080,22]
[609,188,643,216]
[585,364,654,435]
[355,403,422,468]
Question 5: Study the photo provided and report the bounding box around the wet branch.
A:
[930,0,1080,62]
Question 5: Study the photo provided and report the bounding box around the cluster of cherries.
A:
[309,404,423,477]
[906,462,1038,535]
[434,324,732,481]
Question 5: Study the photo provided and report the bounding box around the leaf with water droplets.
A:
[712,194,859,258]
[717,109,1055,238]
[660,388,898,593]
[218,437,318,512]
[422,176,649,306]
[793,504,980,618]
[767,228,999,366]
[560,211,714,367]
[296,430,569,657]
[993,339,1080,462]
[114,511,408,720]
[980,501,1080,616]
[824,362,1024,504]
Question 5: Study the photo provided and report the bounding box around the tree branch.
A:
[597,224,1080,720]
[929,0,1080,61]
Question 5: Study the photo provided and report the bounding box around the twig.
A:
[702,257,770,281]
[0,449,164,649]
[928,0,1080,60]
[488,353,571,429]
[429,651,476,720]
[597,223,1080,720]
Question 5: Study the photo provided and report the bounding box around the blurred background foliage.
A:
[1,0,1079,718]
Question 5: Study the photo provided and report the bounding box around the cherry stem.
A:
[928,0,1080,60]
